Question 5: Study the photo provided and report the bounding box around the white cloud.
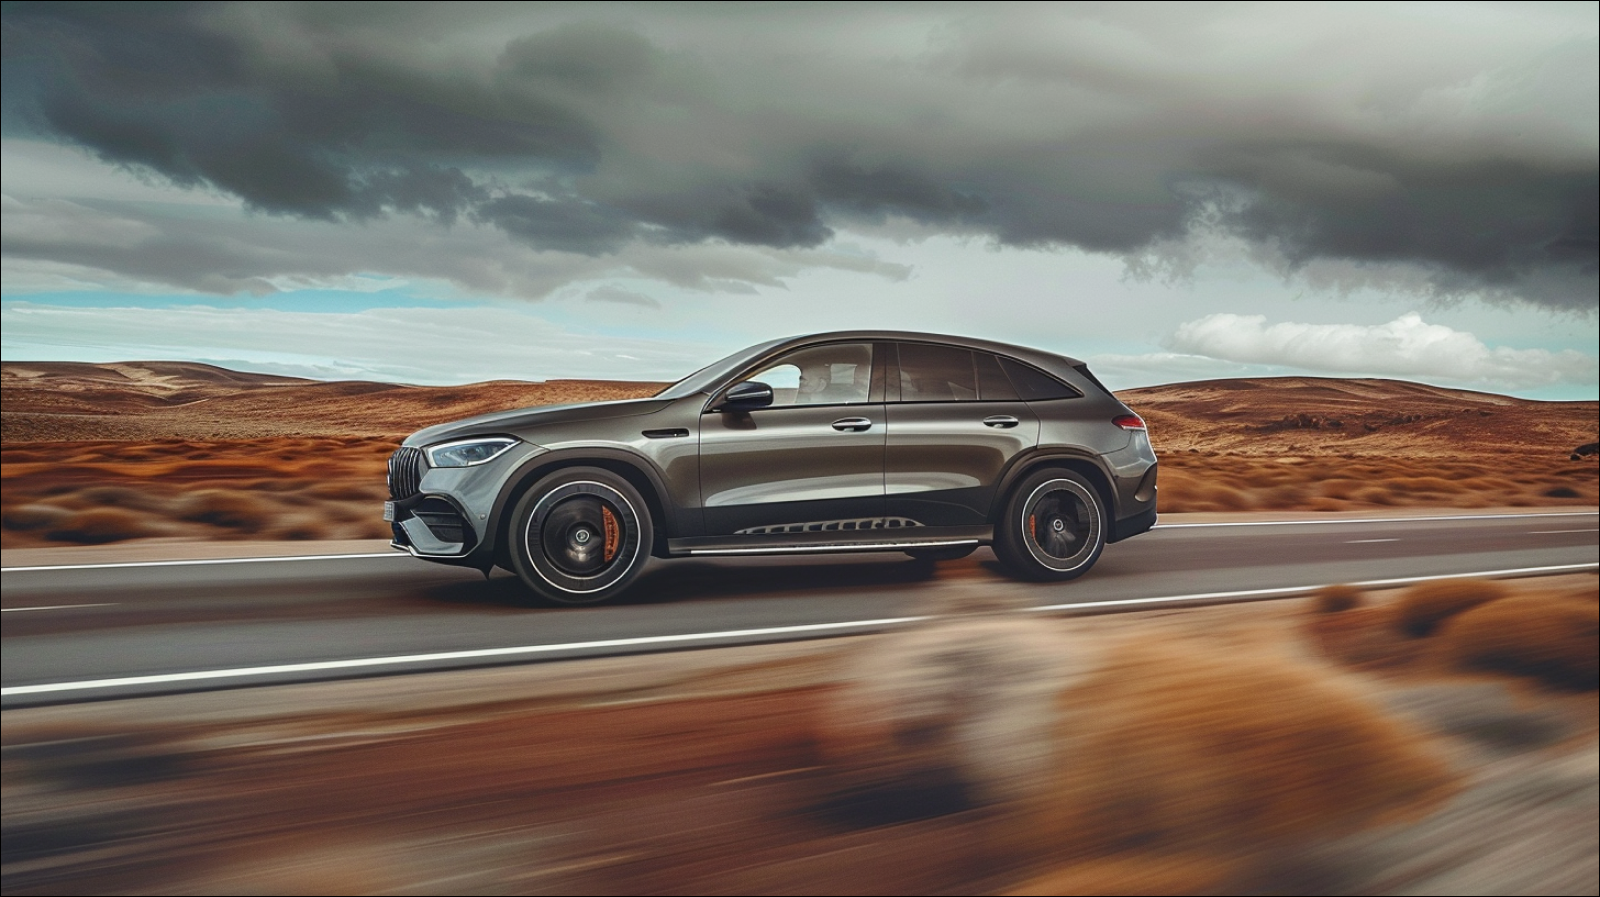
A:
[1165,312,1597,389]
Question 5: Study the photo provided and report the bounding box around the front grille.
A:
[387,446,425,500]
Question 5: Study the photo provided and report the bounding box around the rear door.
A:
[884,343,1040,526]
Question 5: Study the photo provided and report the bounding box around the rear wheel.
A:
[994,469,1106,582]
[508,467,653,605]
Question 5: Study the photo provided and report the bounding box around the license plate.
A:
[383,501,396,522]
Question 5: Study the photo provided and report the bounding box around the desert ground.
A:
[2,361,1594,549]
[3,573,1594,895]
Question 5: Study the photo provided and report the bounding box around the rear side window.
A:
[998,357,1081,401]
[976,352,1019,401]
[897,343,977,402]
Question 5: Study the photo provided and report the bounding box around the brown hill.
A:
[1,361,668,442]
[1121,376,1596,459]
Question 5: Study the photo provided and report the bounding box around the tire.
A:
[904,544,978,562]
[993,469,1107,582]
[508,467,654,605]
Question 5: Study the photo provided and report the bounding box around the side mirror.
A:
[716,380,773,411]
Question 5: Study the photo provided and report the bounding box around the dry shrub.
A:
[1395,579,1510,637]
[817,589,1102,806]
[305,481,383,501]
[1260,483,1308,508]
[68,485,168,511]
[177,489,270,532]
[1311,584,1364,614]
[2,503,71,532]
[1032,637,1457,856]
[1434,594,1599,690]
[45,507,157,544]
[1189,482,1254,511]
[1353,486,1396,505]
[1318,479,1363,500]
[1397,476,1462,495]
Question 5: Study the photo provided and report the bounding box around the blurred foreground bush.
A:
[1395,579,1510,637]
[1435,591,1599,690]
[819,591,1459,877]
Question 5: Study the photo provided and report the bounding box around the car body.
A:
[385,331,1158,603]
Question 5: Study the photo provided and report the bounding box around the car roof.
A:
[763,330,1085,370]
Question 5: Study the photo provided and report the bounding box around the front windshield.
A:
[653,337,791,400]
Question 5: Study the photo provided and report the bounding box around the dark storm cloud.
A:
[3,2,1595,307]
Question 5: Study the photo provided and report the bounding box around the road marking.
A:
[1,552,404,573]
[1347,538,1399,543]
[1530,529,1599,534]
[1155,511,1597,529]
[5,561,1595,700]
[1,603,116,613]
[0,617,921,697]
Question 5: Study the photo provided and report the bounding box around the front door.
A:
[699,341,886,536]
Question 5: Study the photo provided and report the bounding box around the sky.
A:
[1,2,1595,398]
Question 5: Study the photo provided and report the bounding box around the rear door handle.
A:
[983,415,1020,428]
[832,417,873,432]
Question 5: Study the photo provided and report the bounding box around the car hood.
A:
[404,397,674,447]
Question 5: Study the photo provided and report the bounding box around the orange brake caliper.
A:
[602,507,619,562]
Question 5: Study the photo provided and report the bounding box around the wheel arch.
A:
[489,449,675,570]
[988,451,1117,526]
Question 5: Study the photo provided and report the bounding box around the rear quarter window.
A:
[998,357,1081,401]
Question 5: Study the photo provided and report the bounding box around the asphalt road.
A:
[3,512,1595,706]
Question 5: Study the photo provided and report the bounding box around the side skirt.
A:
[665,526,992,558]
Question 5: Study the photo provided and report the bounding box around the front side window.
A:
[742,342,875,407]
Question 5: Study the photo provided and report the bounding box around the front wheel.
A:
[993,469,1107,582]
[508,467,653,605]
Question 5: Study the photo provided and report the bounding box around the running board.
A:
[667,527,991,558]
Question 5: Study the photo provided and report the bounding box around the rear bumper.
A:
[1109,504,1157,543]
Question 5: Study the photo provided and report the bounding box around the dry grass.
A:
[1030,637,1458,858]
[1434,591,1599,690]
[1396,579,1511,638]
[1156,453,1598,514]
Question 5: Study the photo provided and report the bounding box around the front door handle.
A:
[983,415,1020,428]
[832,417,873,432]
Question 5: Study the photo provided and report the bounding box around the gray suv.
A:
[386,331,1157,604]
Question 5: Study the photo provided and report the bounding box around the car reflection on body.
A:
[386,331,1157,604]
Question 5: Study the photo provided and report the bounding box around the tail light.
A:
[1112,414,1146,431]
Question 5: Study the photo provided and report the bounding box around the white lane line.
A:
[1,552,404,573]
[1530,529,1599,534]
[0,617,921,697]
[1,603,117,613]
[6,561,1596,700]
[1030,562,1599,613]
[1155,511,1597,529]
[1347,538,1399,543]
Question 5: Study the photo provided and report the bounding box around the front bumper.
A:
[386,442,547,563]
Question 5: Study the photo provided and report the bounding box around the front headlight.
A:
[425,437,520,468]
